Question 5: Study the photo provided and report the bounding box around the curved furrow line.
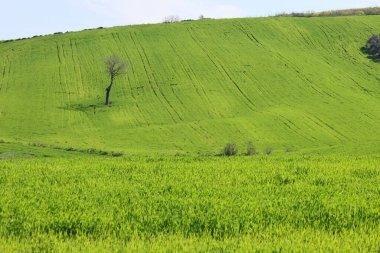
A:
[166,40,202,96]
[112,32,141,104]
[168,45,216,113]
[56,44,61,64]
[218,64,257,110]
[234,23,264,47]
[3,56,11,93]
[0,64,5,92]
[68,39,80,97]
[127,32,158,97]
[186,27,237,112]
[110,32,140,110]
[166,39,218,118]
[187,123,209,143]
[274,52,336,99]
[73,41,86,96]
[140,43,183,121]
[278,115,318,143]
[128,32,180,123]
[61,43,67,59]
[111,33,130,58]
[162,40,191,109]
[134,102,149,126]
[242,71,275,107]
[186,27,256,111]
[6,62,11,92]
[55,43,64,94]
[307,115,349,141]
[316,24,335,51]
[197,124,213,140]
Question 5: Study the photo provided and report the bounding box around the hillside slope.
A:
[0,16,380,154]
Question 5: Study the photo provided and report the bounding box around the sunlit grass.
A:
[0,155,379,251]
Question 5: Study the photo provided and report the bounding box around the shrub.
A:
[174,152,187,157]
[246,141,257,156]
[223,143,238,156]
[285,147,295,153]
[265,147,273,155]
[31,143,48,148]
[86,148,98,154]
[99,151,109,156]
[111,152,124,157]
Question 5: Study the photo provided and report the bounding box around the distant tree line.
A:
[274,7,380,18]
[0,27,104,44]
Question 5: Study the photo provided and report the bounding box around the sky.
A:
[1,0,380,40]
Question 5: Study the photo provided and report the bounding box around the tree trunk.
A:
[105,80,113,106]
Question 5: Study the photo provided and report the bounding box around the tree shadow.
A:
[58,101,108,115]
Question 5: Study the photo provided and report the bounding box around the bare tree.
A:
[104,55,127,106]
[163,15,180,23]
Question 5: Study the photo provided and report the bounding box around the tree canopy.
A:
[362,35,380,61]
[104,55,127,106]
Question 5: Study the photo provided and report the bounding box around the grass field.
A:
[1,15,380,252]
[0,155,379,252]
[1,16,380,154]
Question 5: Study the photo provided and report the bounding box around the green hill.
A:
[1,16,380,155]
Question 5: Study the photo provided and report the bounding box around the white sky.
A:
[1,0,380,40]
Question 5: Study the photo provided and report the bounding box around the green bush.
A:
[265,147,273,155]
[223,143,238,156]
[111,152,124,157]
[246,141,257,156]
